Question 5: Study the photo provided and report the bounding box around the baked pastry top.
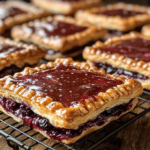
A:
[0,36,46,72]
[75,2,150,32]
[83,32,150,89]
[11,16,107,60]
[0,1,50,34]
[0,58,143,143]
[31,0,101,15]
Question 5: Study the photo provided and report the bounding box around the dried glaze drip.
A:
[0,96,133,141]
[23,21,88,37]
[0,45,24,58]
[96,38,150,62]
[9,65,123,107]
[0,7,26,20]
[97,9,143,17]
[93,62,149,80]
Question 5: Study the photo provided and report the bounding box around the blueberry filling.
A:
[92,62,149,80]
[0,64,36,78]
[0,96,133,141]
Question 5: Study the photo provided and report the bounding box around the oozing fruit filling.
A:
[98,9,143,17]
[7,64,123,107]
[103,26,142,41]
[96,38,150,62]
[0,96,133,141]
[23,20,88,37]
[0,7,26,20]
[0,64,36,78]
[92,62,149,80]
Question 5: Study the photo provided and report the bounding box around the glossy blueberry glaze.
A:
[98,9,143,18]
[8,64,123,107]
[0,7,26,20]
[96,38,150,62]
[0,96,133,141]
[25,20,88,37]
[92,62,149,80]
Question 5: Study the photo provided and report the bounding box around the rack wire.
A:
[0,90,150,150]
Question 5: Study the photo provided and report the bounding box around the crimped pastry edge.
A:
[0,98,138,144]
[0,58,143,129]
[75,2,150,31]
[83,31,150,78]
[31,0,101,15]
[0,1,50,34]
[0,36,46,70]
[11,15,107,52]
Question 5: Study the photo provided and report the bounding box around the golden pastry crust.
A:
[75,2,150,31]
[31,0,101,15]
[83,31,150,79]
[11,16,107,53]
[0,97,138,144]
[87,60,150,91]
[142,24,150,37]
[0,1,50,34]
[0,58,143,130]
[0,36,46,70]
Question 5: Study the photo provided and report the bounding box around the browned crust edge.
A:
[75,2,150,31]
[31,0,101,15]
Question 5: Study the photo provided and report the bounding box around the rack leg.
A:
[7,140,19,150]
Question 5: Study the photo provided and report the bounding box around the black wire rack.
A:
[0,90,150,150]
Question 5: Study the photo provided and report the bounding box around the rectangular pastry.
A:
[75,2,150,40]
[0,36,46,78]
[31,0,101,15]
[0,1,50,35]
[83,31,150,90]
[11,16,107,60]
[0,58,143,144]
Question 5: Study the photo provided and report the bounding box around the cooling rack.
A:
[0,90,150,150]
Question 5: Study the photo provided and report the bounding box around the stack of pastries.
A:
[0,0,147,144]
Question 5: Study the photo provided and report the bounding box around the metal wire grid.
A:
[0,90,150,150]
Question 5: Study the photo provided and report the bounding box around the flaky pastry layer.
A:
[0,97,138,144]
[75,2,150,31]
[31,0,101,15]
[142,24,150,37]
[0,58,143,129]
[11,16,107,52]
[83,32,150,79]
[0,36,46,70]
[0,1,50,34]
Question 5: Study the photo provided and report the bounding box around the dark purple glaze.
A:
[96,38,150,62]
[0,7,26,20]
[0,96,133,141]
[7,64,123,107]
[0,45,24,58]
[98,9,143,18]
[25,21,88,37]
[0,64,36,78]
[92,62,149,80]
